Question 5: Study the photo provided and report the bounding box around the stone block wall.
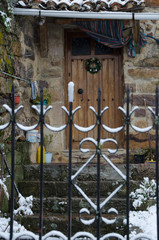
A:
[123,8,159,150]
[12,16,66,163]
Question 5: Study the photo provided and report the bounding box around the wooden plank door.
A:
[65,30,124,149]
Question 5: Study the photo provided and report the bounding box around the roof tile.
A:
[15,0,145,12]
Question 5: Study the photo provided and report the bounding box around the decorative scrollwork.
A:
[131,234,153,240]
[43,230,67,240]
[101,106,124,133]
[80,137,97,153]
[102,208,118,225]
[44,106,68,132]
[79,208,95,225]
[73,106,96,132]
[71,231,96,240]
[100,233,125,240]
[130,106,153,132]
[13,231,37,240]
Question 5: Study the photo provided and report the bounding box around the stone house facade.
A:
[1,0,159,163]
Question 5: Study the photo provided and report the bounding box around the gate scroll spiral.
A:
[0,82,158,240]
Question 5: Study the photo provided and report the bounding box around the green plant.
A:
[43,89,51,105]
[130,177,156,209]
[144,148,156,162]
[34,89,51,105]
[44,134,53,149]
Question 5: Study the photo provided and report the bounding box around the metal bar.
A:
[13,8,133,19]
[126,86,130,240]
[14,8,159,20]
[68,101,73,240]
[0,148,19,195]
[0,147,3,207]
[10,85,15,240]
[155,85,159,240]
[0,70,31,83]
[97,86,101,240]
[39,88,44,240]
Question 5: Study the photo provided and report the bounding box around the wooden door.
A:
[65,31,124,149]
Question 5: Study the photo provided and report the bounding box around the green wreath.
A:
[85,58,102,74]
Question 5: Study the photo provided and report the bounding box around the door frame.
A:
[64,29,124,149]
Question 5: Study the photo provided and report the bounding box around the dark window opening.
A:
[72,37,91,56]
[95,42,114,55]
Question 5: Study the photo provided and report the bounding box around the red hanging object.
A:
[14,95,20,104]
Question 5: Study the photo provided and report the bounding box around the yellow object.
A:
[38,146,45,164]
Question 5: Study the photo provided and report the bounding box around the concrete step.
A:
[32,197,128,215]
[18,180,139,198]
[23,163,127,181]
[19,213,127,236]
[62,149,127,164]
[22,163,157,182]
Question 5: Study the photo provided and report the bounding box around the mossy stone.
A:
[0,31,4,45]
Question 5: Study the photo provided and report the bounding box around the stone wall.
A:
[123,7,159,151]
[11,16,66,163]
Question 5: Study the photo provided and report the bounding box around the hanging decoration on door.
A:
[85,58,102,74]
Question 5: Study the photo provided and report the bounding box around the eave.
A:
[13,8,159,20]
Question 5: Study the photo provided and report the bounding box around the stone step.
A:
[23,163,127,181]
[18,180,139,198]
[62,149,127,164]
[19,213,127,236]
[23,163,157,182]
[31,197,131,215]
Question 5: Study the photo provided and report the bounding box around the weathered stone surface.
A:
[24,49,35,60]
[24,34,33,48]
[39,22,48,58]
[127,83,136,92]
[52,87,64,102]
[134,119,150,128]
[39,80,49,88]
[28,142,39,164]
[137,81,156,93]
[11,41,22,57]
[134,108,146,117]
[47,67,62,78]
[26,63,34,79]
[146,0,159,7]
[0,31,4,45]
[125,132,155,149]
[15,60,26,78]
[131,164,156,180]
[155,29,159,37]
[131,94,155,106]
[50,58,63,67]
[143,57,159,67]
[128,68,159,80]
[146,24,153,31]
[23,88,30,99]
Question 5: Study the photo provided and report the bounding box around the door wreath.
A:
[85,58,102,74]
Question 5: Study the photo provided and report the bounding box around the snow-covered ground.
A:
[129,205,157,239]
[0,205,157,239]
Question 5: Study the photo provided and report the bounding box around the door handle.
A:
[78,88,84,101]
[78,88,83,94]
